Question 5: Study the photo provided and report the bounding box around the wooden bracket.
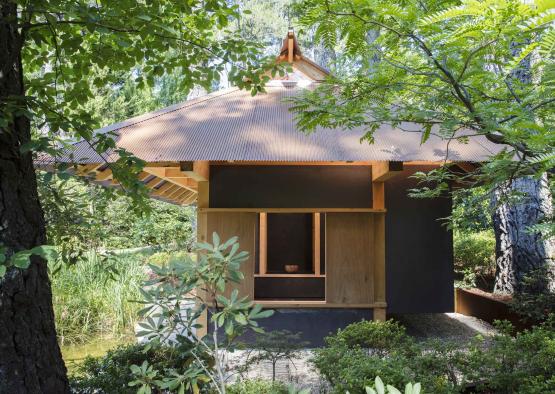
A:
[372,161,404,209]
[372,161,404,182]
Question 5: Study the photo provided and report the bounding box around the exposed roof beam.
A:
[453,162,478,173]
[372,161,404,182]
[179,161,209,182]
[143,165,198,193]
[95,168,113,181]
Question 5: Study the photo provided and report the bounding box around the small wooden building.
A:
[44,33,502,343]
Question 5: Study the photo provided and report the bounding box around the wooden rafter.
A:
[151,182,174,195]
[144,176,164,189]
[155,184,180,198]
[70,162,201,206]
[143,165,198,193]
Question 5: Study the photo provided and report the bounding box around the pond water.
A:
[62,336,134,372]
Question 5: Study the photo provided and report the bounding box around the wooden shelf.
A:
[254,273,325,278]
[199,207,386,213]
[253,300,387,308]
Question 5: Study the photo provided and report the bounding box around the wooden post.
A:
[373,212,386,321]
[313,213,321,276]
[371,162,391,321]
[372,182,385,209]
[259,212,267,275]
[196,163,210,338]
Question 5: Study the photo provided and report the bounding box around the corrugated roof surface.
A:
[57,83,505,163]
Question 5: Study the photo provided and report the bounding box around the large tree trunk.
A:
[492,175,555,294]
[0,2,70,393]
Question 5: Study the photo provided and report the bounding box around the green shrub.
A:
[453,230,495,288]
[314,318,555,394]
[52,250,146,344]
[70,341,210,394]
[313,320,457,393]
[325,319,411,354]
[511,267,555,324]
[227,378,289,394]
[460,317,555,394]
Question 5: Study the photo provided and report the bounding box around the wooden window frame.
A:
[257,211,324,278]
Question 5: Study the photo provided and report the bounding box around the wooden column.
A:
[371,161,402,321]
[313,213,321,276]
[196,162,210,338]
[373,212,386,321]
[259,213,267,275]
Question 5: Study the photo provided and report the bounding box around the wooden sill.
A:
[198,207,386,213]
[254,273,325,278]
[253,300,387,309]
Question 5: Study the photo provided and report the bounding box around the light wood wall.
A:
[206,212,257,300]
[196,162,399,323]
[325,213,376,304]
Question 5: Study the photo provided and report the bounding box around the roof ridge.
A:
[93,86,240,135]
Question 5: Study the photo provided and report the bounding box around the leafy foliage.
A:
[227,378,289,394]
[70,341,211,394]
[453,230,496,289]
[52,250,147,345]
[0,244,57,278]
[38,175,195,270]
[511,266,555,323]
[365,376,421,394]
[313,318,555,394]
[3,0,285,244]
[291,0,555,232]
[459,317,555,393]
[133,233,273,394]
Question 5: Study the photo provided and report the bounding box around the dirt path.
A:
[391,312,497,344]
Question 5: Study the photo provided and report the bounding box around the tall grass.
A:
[51,250,147,345]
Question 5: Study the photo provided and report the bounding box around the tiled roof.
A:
[56,82,505,164]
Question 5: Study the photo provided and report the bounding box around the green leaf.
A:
[234,313,247,325]
[387,385,402,394]
[0,265,6,277]
[375,377,385,394]
[11,252,31,269]
[421,124,432,145]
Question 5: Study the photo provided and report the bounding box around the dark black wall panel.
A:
[209,308,373,347]
[209,165,372,208]
[254,277,325,300]
[385,166,454,313]
[267,213,313,273]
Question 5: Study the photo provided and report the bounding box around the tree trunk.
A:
[491,175,555,294]
[0,2,70,393]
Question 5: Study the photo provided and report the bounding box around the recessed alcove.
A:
[267,213,313,274]
[254,212,326,301]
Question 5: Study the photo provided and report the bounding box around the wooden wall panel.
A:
[206,212,257,300]
[326,213,375,304]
